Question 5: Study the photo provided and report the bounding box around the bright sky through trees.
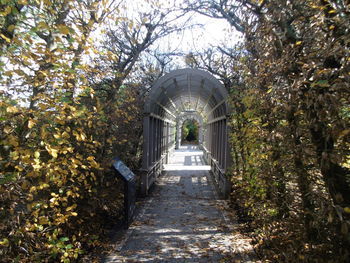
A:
[110,0,241,67]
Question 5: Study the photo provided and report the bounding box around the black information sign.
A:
[112,157,136,228]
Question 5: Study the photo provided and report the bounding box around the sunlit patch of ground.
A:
[104,145,258,263]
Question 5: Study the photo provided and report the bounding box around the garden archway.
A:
[142,68,231,197]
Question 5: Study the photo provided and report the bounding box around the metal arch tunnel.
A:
[141,68,231,198]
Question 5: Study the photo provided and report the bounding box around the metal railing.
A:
[141,148,173,196]
[202,146,230,199]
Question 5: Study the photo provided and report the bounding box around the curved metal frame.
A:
[141,68,231,198]
[176,112,203,148]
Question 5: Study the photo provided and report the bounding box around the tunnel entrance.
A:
[142,68,231,198]
[181,119,199,145]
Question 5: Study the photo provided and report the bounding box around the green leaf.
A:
[311,80,330,88]
[0,174,16,184]
[60,237,69,242]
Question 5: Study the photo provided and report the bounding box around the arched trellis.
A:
[142,68,231,198]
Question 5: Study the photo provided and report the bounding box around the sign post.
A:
[112,158,136,228]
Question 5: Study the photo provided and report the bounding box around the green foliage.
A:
[0,0,145,262]
[181,119,199,143]
[0,86,142,261]
[223,0,350,261]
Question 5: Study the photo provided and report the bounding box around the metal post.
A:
[149,117,154,166]
[176,121,181,149]
[141,116,150,196]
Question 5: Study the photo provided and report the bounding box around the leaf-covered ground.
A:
[104,146,258,263]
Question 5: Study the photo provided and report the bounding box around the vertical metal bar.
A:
[217,121,220,161]
[167,122,169,151]
[219,120,223,167]
[214,122,218,160]
[223,119,227,170]
[142,115,150,170]
[156,118,159,161]
[159,119,161,158]
[161,120,164,156]
[141,116,150,196]
[209,123,212,154]
[158,119,160,160]
[157,120,162,161]
[162,121,165,155]
[216,121,219,163]
[160,120,163,156]
[149,117,153,166]
[213,122,215,156]
[213,122,218,159]
[216,121,221,163]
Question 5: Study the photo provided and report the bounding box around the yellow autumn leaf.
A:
[34,151,40,158]
[87,156,94,161]
[6,106,19,113]
[45,145,58,158]
[39,183,49,189]
[7,24,15,32]
[1,6,11,16]
[36,21,49,30]
[38,216,49,225]
[51,149,58,158]
[88,19,95,27]
[62,131,70,138]
[32,164,41,170]
[4,125,11,134]
[41,124,49,138]
[28,119,36,128]
[71,212,78,216]
[57,24,70,35]
[0,238,9,247]
[66,204,77,211]
[21,180,29,189]
[8,136,19,147]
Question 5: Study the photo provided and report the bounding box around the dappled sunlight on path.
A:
[105,145,256,263]
[163,146,211,171]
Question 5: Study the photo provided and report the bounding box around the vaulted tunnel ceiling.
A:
[144,68,229,122]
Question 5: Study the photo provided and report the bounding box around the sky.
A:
[122,0,241,66]
[153,5,242,67]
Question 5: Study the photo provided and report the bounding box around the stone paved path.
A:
[105,145,256,263]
